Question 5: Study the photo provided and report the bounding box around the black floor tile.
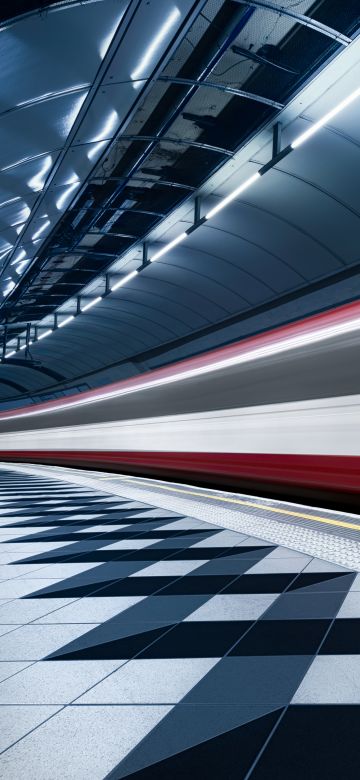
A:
[112,710,283,780]
[249,705,360,779]
[99,577,177,596]
[160,575,236,595]
[51,625,175,660]
[319,618,360,653]
[222,574,295,594]
[288,572,356,592]
[230,619,331,655]
[137,621,253,658]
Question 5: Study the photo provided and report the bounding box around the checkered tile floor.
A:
[0,468,360,779]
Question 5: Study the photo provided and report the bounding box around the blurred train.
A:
[0,300,359,507]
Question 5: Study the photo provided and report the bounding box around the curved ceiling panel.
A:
[0,0,359,404]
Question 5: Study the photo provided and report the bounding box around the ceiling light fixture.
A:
[5,85,360,364]
[150,232,187,262]
[5,351,16,358]
[58,315,74,328]
[81,296,102,312]
[291,85,360,149]
[131,7,181,88]
[205,172,261,220]
[111,270,138,291]
[37,329,52,341]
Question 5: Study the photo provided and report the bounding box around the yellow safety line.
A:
[98,475,360,532]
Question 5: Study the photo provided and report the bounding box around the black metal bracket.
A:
[272,122,282,158]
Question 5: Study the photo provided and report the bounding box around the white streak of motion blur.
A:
[5,313,360,419]
[291,86,360,149]
[130,7,181,88]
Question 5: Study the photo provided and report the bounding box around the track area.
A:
[1,465,360,778]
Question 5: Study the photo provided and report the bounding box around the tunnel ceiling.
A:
[0,0,359,402]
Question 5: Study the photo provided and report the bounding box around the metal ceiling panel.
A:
[0,92,88,171]
[0,0,128,111]
[0,0,359,402]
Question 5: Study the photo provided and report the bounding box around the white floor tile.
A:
[293,656,360,703]
[246,558,309,574]
[103,538,161,550]
[35,596,144,624]
[0,580,64,599]
[336,591,360,618]
[0,598,75,624]
[131,560,206,577]
[0,705,61,752]
[185,593,279,621]
[192,530,245,547]
[0,660,126,703]
[78,658,218,704]
[0,704,172,779]
[74,524,129,533]
[302,559,350,573]
[0,623,97,660]
[0,661,33,683]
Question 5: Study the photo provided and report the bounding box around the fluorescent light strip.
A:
[37,329,52,341]
[291,86,360,149]
[58,315,74,329]
[6,86,360,362]
[81,296,102,312]
[111,270,138,291]
[151,232,188,262]
[5,351,16,358]
[5,312,360,420]
[205,172,261,220]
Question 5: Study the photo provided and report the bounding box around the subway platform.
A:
[0,464,360,779]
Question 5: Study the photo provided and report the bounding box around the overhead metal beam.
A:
[158,76,284,109]
[119,135,233,156]
[90,175,196,191]
[239,1,351,45]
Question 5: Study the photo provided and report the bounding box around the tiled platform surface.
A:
[0,467,360,778]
